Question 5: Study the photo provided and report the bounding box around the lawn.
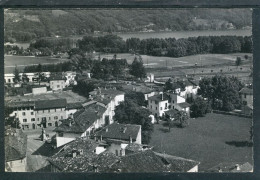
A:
[149,113,253,172]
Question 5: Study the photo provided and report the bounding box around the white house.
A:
[239,87,253,106]
[49,75,66,91]
[4,72,51,84]
[63,71,77,86]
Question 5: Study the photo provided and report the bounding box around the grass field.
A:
[149,113,253,172]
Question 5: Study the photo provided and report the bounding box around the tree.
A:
[13,66,21,83]
[190,97,208,118]
[129,56,146,79]
[198,75,243,111]
[21,73,29,83]
[125,91,146,106]
[235,57,242,67]
[114,99,153,144]
[176,111,189,128]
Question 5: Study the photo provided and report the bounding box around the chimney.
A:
[129,136,132,144]
[100,135,103,141]
[161,93,164,101]
[79,149,83,155]
[235,164,241,171]
[123,126,127,133]
[72,151,77,158]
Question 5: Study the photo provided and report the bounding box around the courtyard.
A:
[149,113,253,172]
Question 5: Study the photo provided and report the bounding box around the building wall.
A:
[64,72,77,86]
[106,143,128,156]
[4,72,51,84]
[4,74,15,83]
[241,94,253,106]
[135,127,142,144]
[148,99,169,117]
[144,91,156,101]
[32,87,47,95]
[35,108,66,128]
[187,165,198,172]
[66,109,78,118]
[95,146,106,154]
[10,106,36,130]
[50,80,66,91]
[56,132,81,148]
[6,157,27,172]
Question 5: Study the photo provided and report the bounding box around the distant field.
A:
[97,53,252,68]
[149,113,253,171]
[4,55,69,73]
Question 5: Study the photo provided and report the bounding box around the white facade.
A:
[148,97,169,117]
[32,87,47,95]
[4,72,51,84]
[6,157,27,172]
[241,93,253,106]
[50,80,66,91]
[106,143,128,156]
[63,71,77,86]
[187,165,199,172]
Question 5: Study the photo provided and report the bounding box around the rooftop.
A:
[95,123,141,142]
[148,93,170,102]
[207,162,253,172]
[55,104,106,133]
[49,74,66,81]
[48,137,119,172]
[165,109,179,117]
[178,102,191,108]
[5,127,27,162]
[66,102,83,110]
[35,98,67,110]
[239,87,253,95]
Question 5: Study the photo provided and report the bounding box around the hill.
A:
[4,9,252,43]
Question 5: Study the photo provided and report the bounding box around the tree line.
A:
[77,35,252,58]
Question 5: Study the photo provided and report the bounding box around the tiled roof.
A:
[90,88,124,105]
[125,143,153,153]
[35,98,67,110]
[121,84,154,94]
[48,138,99,172]
[178,102,191,108]
[5,127,27,162]
[95,123,141,142]
[148,93,170,102]
[239,87,253,95]
[54,104,106,133]
[154,152,200,172]
[48,137,118,172]
[207,162,253,172]
[6,100,35,108]
[66,102,83,110]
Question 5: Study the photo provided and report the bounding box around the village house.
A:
[95,123,142,156]
[5,127,27,172]
[63,71,77,86]
[148,92,191,118]
[54,103,111,148]
[48,137,119,172]
[4,72,51,84]
[34,99,67,128]
[7,98,67,130]
[239,87,253,106]
[49,74,66,91]
[47,137,199,173]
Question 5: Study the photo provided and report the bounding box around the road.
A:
[24,127,56,172]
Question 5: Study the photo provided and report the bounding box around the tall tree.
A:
[129,56,146,79]
[13,65,21,83]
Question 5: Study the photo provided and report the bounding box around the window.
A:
[14,113,17,116]
[54,116,58,120]
[48,110,50,113]
[156,107,157,110]
[31,118,35,121]
[37,118,39,121]
[115,150,119,156]
[172,100,175,103]
[244,94,246,98]
[48,123,52,126]
[150,105,152,109]
[155,101,158,105]
[31,112,34,115]
[23,119,27,122]
[61,116,63,119]
[49,117,51,120]
[57,85,60,88]
[27,107,30,110]
[22,107,25,110]
[165,103,168,109]
[8,79,11,83]
[160,107,162,110]
[22,112,26,116]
